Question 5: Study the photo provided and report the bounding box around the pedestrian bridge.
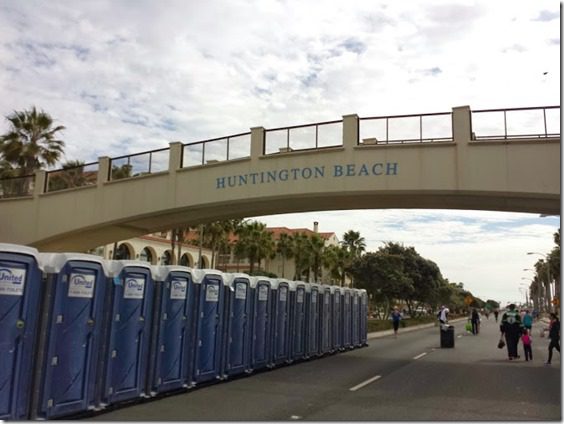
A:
[0,105,560,252]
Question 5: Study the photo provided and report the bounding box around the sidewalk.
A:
[367,317,468,340]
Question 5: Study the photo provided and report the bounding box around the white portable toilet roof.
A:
[0,243,40,263]
[192,268,224,285]
[223,272,251,289]
[248,275,274,289]
[271,278,291,290]
[330,285,343,294]
[153,265,193,282]
[107,260,158,279]
[288,280,306,291]
[38,252,111,277]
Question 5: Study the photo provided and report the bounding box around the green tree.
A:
[47,160,88,192]
[235,221,274,273]
[322,244,350,286]
[276,232,294,278]
[0,106,65,176]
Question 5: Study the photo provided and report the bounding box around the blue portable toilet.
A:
[100,260,156,406]
[32,253,109,419]
[359,289,368,346]
[351,289,360,348]
[270,279,291,367]
[248,276,272,371]
[305,283,320,359]
[0,244,42,421]
[318,284,332,356]
[192,269,226,385]
[222,273,252,378]
[342,288,352,349]
[148,265,197,396]
[330,286,343,352]
[288,281,307,362]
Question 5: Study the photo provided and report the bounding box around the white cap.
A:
[153,265,193,281]
[106,260,158,279]
[192,269,224,285]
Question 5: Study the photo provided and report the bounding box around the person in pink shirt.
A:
[522,329,533,361]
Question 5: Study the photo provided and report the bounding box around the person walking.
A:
[545,312,560,365]
[391,307,402,338]
[471,308,480,335]
[500,304,522,360]
[522,309,533,332]
[437,305,449,325]
[522,329,533,361]
[494,309,499,323]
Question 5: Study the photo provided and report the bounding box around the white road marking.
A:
[413,352,427,360]
[349,375,382,392]
[290,415,302,420]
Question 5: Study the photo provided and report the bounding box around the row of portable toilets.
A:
[0,243,368,421]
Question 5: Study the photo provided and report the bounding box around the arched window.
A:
[139,247,153,264]
[162,250,172,265]
[115,243,131,260]
[180,253,192,267]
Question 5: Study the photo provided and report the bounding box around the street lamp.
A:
[527,252,552,312]
[519,281,530,307]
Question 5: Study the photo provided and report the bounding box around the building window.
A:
[139,247,153,264]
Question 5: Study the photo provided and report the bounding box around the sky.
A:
[0,0,560,305]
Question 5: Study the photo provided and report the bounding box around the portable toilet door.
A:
[100,261,155,406]
[0,244,42,421]
[270,279,291,367]
[222,273,251,378]
[319,284,332,356]
[149,266,196,395]
[32,253,109,419]
[288,281,307,362]
[305,283,320,359]
[249,277,272,371]
[192,269,225,384]
[351,289,360,347]
[359,289,368,346]
[330,286,343,352]
[342,288,352,349]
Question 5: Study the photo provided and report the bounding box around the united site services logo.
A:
[0,268,24,284]
[126,278,144,291]
[0,267,26,296]
[70,274,94,288]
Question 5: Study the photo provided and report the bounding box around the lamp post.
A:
[519,281,530,307]
[523,269,539,311]
[527,252,552,313]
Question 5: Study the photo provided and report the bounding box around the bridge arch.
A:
[0,105,559,252]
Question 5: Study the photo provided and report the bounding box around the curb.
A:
[367,317,468,340]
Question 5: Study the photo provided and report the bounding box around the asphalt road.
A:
[87,317,561,421]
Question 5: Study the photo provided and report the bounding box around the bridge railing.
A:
[45,162,99,193]
[182,132,251,167]
[263,120,343,155]
[359,112,453,144]
[0,174,35,198]
[109,147,170,181]
[471,106,560,140]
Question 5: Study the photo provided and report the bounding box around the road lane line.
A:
[413,352,427,360]
[349,375,382,392]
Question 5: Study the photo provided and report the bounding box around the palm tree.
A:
[47,160,88,192]
[322,244,350,286]
[235,221,274,273]
[276,232,294,278]
[341,230,366,287]
[291,232,311,281]
[342,230,366,258]
[308,233,326,282]
[0,106,65,176]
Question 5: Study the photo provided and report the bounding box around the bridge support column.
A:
[97,157,110,186]
[342,114,359,149]
[169,142,183,170]
[453,106,472,189]
[250,126,265,159]
[33,170,46,196]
